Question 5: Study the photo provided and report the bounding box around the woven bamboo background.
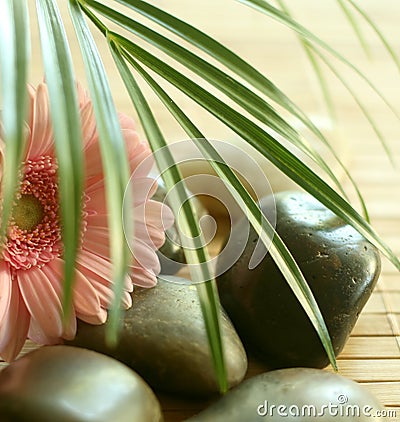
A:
[1,1,400,421]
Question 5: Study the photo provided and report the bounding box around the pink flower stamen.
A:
[4,156,62,271]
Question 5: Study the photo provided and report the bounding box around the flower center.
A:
[3,156,63,271]
[12,194,44,231]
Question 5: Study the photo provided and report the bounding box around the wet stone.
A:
[216,191,381,368]
[68,276,247,397]
[0,345,163,422]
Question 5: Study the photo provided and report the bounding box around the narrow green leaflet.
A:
[111,33,400,271]
[276,0,337,123]
[94,0,370,215]
[0,0,29,243]
[117,48,337,369]
[69,0,132,341]
[84,0,365,219]
[345,0,400,72]
[275,0,391,170]
[274,0,370,219]
[108,40,228,392]
[84,0,346,198]
[308,43,393,165]
[101,0,331,148]
[36,0,84,322]
[337,0,371,58]
[237,0,400,122]
[82,0,294,141]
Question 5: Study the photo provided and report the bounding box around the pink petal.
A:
[129,267,158,288]
[122,128,140,149]
[26,84,36,136]
[118,112,136,131]
[17,266,63,339]
[42,258,102,321]
[86,213,108,228]
[81,102,97,149]
[27,263,77,341]
[132,238,161,274]
[28,318,62,345]
[137,200,175,236]
[130,177,158,206]
[75,270,112,309]
[85,181,107,214]
[27,83,54,158]
[84,135,104,180]
[128,143,153,177]
[0,261,12,326]
[84,227,110,259]
[77,250,114,281]
[76,309,107,325]
[76,81,90,107]
[77,250,133,308]
[0,277,30,362]
[131,220,166,250]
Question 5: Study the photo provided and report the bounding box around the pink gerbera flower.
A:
[0,82,172,362]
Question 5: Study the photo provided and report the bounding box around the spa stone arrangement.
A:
[0,190,384,421]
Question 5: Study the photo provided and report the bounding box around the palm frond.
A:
[100,31,400,272]
[109,39,229,390]
[112,46,337,369]
[336,0,371,58]
[0,0,30,244]
[344,0,400,72]
[69,0,132,342]
[36,0,85,323]
[84,0,349,201]
[237,0,399,122]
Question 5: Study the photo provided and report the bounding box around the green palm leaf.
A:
[106,32,400,272]
[84,0,347,198]
[109,39,229,391]
[0,0,30,244]
[101,0,331,147]
[337,0,371,58]
[69,0,132,342]
[89,0,375,217]
[36,0,85,322]
[344,0,400,72]
[237,0,399,122]
[114,47,337,369]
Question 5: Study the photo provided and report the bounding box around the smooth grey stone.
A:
[0,345,163,422]
[217,191,381,368]
[188,368,384,421]
[68,276,247,397]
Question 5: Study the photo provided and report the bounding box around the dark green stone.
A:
[216,191,381,368]
[0,345,163,422]
[187,368,383,421]
[68,277,247,397]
